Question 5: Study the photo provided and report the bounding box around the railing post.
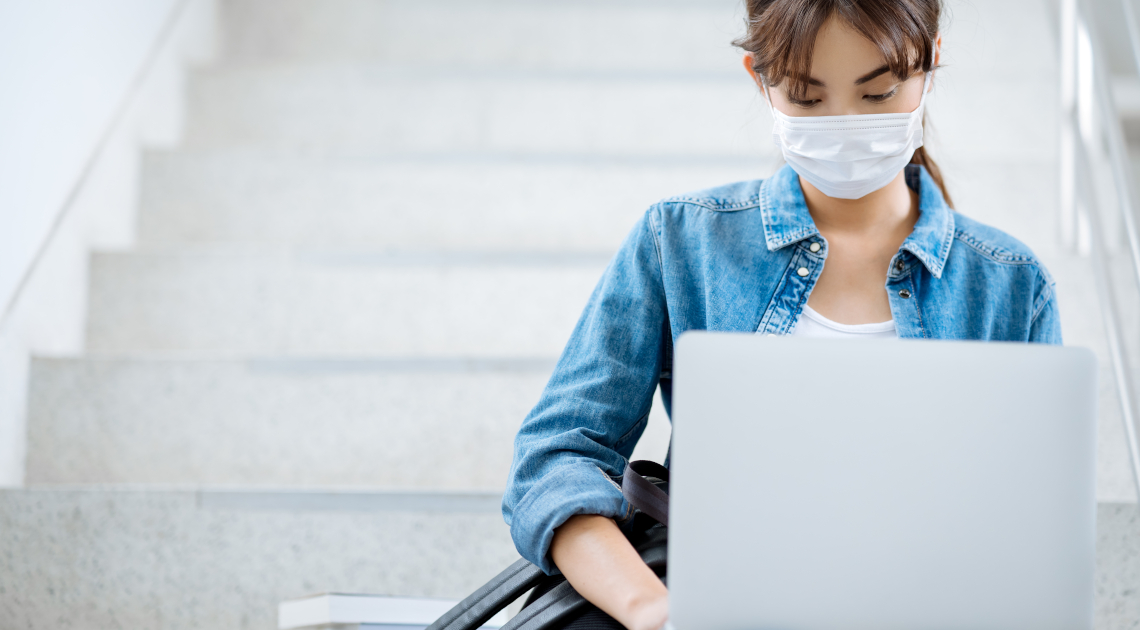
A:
[1060,0,1079,253]
[1070,0,1140,498]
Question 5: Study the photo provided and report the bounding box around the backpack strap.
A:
[500,579,588,630]
[429,461,670,630]
[621,460,670,526]
[426,558,546,630]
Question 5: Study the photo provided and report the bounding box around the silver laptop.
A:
[667,332,1098,630]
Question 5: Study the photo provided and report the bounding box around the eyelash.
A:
[788,87,899,108]
[864,88,899,103]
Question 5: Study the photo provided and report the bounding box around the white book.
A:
[278,593,508,630]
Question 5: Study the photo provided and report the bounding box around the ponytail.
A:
[910,143,953,209]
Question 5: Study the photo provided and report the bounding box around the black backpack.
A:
[426,461,671,630]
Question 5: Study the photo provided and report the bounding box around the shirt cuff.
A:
[508,461,634,574]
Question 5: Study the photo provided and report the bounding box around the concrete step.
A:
[1044,254,1106,355]
[919,74,1056,164]
[84,248,1105,347]
[78,249,1130,494]
[215,0,1058,80]
[935,0,1058,79]
[180,65,1057,161]
[25,357,672,486]
[0,487,518,630]
[218,0,743,71]
[137,151,771,249]
[1039,252,1140,503]
[137,152,1065,255]
[180,65,1057,162]
[85,250,1102,357]
[85,251,606,355]
[937,159,1061,258]
[1,487,1135,630]
[1095,502,1140,628]
[25,351,1132,502]
[184,67,772,156]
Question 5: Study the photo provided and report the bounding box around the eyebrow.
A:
[854,65,891,85]
[805,64,892,88]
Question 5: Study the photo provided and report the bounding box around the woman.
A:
[502,1,1061,629]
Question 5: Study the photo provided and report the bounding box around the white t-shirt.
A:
[791,304,897,339]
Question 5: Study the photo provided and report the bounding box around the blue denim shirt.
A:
[502,164,1062,574]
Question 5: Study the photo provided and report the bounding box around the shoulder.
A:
[950,212,1054,282]
[950,212,1045,268]
[947,212,1057,314]
[640,179,770,255]
[652,179,765,214]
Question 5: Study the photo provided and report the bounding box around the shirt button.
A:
[797,267,809,277]
[895,260,904,272]
[809,242,821,253]
[899,289,912,299]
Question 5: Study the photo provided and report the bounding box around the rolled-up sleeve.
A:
[502,209,669,574]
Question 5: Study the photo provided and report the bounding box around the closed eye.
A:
[864,87,899,103]
[787,97,821,109]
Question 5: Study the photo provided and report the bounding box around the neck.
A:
[800,170,918,236]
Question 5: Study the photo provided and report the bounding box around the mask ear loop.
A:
[759,77,786,126]
[918,71,933,107]
[920,38,940,101]
[911,44,937,117]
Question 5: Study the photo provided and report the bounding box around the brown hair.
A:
[734,0,952,207]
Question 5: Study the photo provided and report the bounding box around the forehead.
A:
[809,17,890,84]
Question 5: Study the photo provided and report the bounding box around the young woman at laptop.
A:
[502,1,1061,629]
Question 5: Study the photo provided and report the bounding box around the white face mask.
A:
[764,72,932,200]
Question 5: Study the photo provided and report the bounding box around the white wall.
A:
[0,0,215,485]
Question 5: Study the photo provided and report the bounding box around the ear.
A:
[930,33,943,90]
[742,53,767,97]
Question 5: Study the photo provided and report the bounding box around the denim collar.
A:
[759,163,955,279]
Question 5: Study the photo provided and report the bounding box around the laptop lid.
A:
[667,333,1097,630]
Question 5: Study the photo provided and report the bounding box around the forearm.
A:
[550,514,668,630]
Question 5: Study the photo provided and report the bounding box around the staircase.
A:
[1,1,1137,629]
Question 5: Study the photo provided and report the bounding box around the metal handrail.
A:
[1104,1,1140,302]
[0,0,192,331]
[1063,0,1140,496]
[1073,133,1140,497]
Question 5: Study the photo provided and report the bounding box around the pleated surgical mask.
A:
[764,71,932,200]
